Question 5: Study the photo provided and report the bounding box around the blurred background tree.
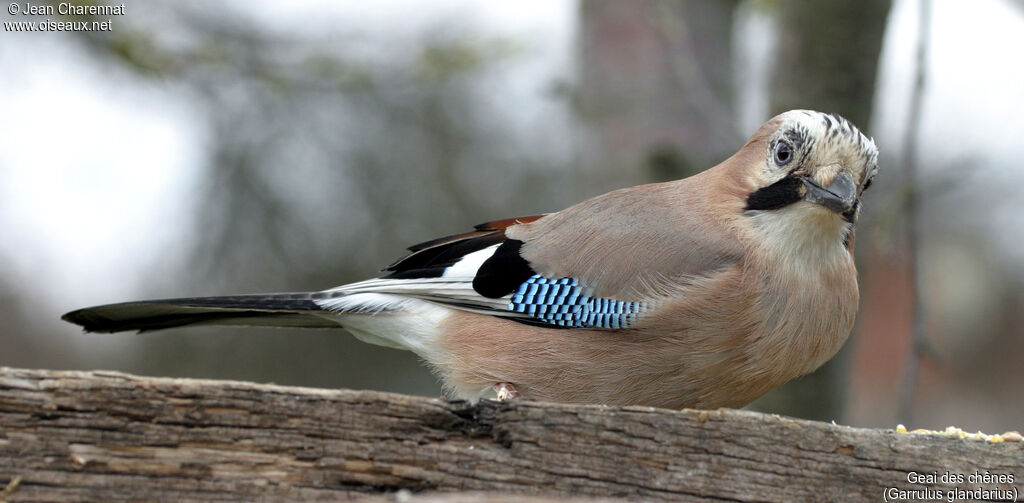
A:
[2,0,1023,431]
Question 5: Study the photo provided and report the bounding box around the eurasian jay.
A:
[63,109,879,410]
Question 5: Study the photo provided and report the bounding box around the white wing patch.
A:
[443,243,499,278]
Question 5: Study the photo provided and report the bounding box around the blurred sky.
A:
[2,0,1024,427]
[873,0,1024,263]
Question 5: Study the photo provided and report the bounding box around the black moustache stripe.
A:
[745,177,803,211]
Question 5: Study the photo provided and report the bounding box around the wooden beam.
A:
[0,367,1020,502]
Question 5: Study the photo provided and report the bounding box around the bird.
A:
[63,109,879,410]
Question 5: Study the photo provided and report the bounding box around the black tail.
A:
[61,293,339,333]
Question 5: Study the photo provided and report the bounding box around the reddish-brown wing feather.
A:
[473,215,547,231]
[404,215,546,253]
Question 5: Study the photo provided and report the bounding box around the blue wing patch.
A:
[508,275,646,329]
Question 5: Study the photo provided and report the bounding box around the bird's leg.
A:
[493,382,519,401]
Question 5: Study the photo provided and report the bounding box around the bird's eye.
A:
[774,142,794,166]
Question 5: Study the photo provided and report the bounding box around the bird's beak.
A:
[800,172,857,214]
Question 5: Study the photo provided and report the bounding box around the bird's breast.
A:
[745,247,859,378]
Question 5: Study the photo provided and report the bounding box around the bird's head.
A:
[739,110,879,253]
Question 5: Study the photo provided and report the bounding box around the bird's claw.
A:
[494,382,519,401]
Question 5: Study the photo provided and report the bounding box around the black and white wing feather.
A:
[319,215,648,329]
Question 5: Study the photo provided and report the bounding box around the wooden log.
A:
[0,367,1020,502]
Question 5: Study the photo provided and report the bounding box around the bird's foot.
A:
[494,382,519,401]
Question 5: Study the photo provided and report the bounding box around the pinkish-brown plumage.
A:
[63,110,878,410]
[435,114,865,408]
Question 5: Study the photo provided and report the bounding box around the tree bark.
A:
[0,367,1020,502]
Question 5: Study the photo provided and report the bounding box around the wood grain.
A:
[0,367,1020,502]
